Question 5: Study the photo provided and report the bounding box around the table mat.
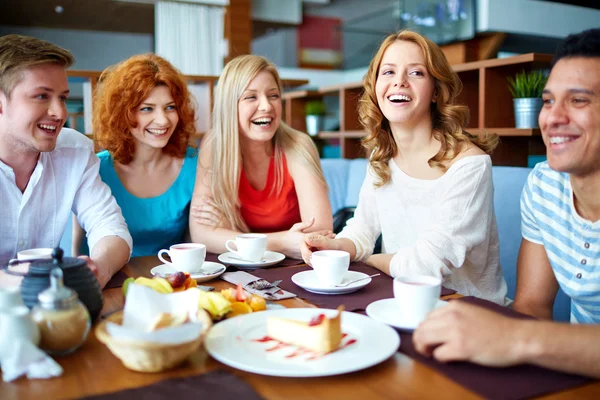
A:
[397,296,593,400]
[105,270,129,289]
[205,252,303,268]
[81,370,264,400]
[249,262,455,312]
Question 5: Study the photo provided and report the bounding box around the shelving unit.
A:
[283,53,553,166]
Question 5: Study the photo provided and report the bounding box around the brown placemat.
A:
[249,262,455,312]
[81,370,264,400]
[105,270,129,289]
[397,296,593,400]
[205,253,303,268]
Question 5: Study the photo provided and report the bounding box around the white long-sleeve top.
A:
[337,155,508,305]
[0,128,132,265]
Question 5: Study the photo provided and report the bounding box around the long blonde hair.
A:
[205,55,325,232]
[360,30,498,187]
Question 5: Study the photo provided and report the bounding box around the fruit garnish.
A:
[308,313,326,326]
[122,277,135,296]
[221,288,236,303]
[227,301,253,318]
[248,295,266,312]
[167,271,186,288]
[235,283,248,302]
[198,291,232,320]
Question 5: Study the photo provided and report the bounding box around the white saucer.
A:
[150,261,226,283]
[291,270,372,295]
[366,298,448,331]
[218,251,285,269]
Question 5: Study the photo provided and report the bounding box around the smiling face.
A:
[375,40,436,131]
[237,70,282,143]
[130,85,179,151]
[539,57,600,177]
[0,63,69,156]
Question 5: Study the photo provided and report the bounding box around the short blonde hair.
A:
[0,35,74,97]
[360,30,498,186]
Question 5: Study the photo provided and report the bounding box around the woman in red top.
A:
[190,55,332,259]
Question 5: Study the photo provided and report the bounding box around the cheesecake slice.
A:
[267,306,343,354]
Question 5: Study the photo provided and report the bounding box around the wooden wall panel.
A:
[225,0,252,64]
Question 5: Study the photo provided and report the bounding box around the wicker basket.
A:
[95,310,212,373]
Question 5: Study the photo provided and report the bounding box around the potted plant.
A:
[305,100,326,136]
[507,70,547,129]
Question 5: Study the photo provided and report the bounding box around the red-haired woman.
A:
[74,54,198,257]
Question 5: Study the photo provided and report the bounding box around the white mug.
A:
[157,243,206,273]
[0,287,24,311]
[225,234,267,263]
[393,275,442,327]
[310,250,350,287]
[17,248,53,261]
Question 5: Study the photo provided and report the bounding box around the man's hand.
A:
[413,301,527,367]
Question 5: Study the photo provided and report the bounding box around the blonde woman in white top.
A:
[301,30,508,304]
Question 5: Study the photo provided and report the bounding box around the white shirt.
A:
[0,128,132,264]
[338,155,508,305]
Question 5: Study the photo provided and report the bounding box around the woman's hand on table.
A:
[301,234,355,265]
[191,197,232,229]
[413,301,527,367]
[274,218,334,259]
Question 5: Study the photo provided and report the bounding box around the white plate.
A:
[205,308,399,377]
[291,270,372,295]
[366,298,448,331]
[150,261,226,283]
[218,251,285,269]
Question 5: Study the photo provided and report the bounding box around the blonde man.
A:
[190,55,332,259]
[0,35,131,288]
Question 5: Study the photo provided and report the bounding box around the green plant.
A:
[305,100,326,116]
[507,70,547,98]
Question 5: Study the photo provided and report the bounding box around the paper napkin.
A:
[105,284,205,345]
[221,271,296,300]
[1,339,63,382]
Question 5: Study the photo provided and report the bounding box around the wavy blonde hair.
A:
[360,30,498,186]
[205,55,325,232]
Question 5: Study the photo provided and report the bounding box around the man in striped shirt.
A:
[413,28,600,378]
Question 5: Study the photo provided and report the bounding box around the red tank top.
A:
[239,154,301,233]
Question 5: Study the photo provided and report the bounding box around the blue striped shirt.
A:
[521,162,600,323]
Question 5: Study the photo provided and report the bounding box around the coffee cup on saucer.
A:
[393,275,442,327]
[310,250,350,287]
[157,243,206,273]
[17,248,53,261]
[225,234,267,263]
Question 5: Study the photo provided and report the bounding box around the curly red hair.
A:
[93,53,197,164]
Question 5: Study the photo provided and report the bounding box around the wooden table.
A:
[2,256,599,400]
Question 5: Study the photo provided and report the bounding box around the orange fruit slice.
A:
[248,295,266,312]
[227,301,253,318]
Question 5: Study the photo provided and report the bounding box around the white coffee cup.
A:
[393,275,442,327]
[225,234,267,263]
[310,250,350,287]
[17,248,53,261]
[157,243,206,273]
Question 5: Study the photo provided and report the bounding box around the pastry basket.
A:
[95,310,212,373]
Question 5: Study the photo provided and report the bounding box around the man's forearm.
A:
[90,236,130,288]
[518,320,600,378]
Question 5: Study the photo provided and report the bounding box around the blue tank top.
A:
[82,148,198,257]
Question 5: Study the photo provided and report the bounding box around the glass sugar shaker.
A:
[31,268,91,355]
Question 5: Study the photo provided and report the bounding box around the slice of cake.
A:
[267,306,343,354]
